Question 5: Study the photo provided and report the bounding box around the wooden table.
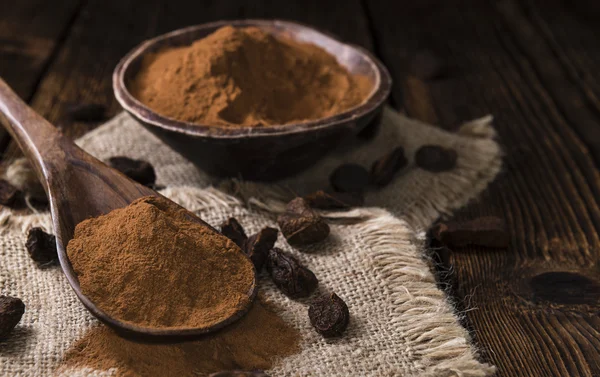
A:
[2,0,599,376]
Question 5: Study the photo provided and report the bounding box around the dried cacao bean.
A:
[432,216,509,248]
[244,227,278,271]
[304,190,363,210]
[0,296,25,337]
[370,147,407,186]
[415,145,457,172]
[64,102,107,122]
[409,49,445,80]
[308,293,349,337]
[278,198,329,246]
[108,156,156,186]
[220,217,248,248]
[26,227,58,266]
[267,248,318,298]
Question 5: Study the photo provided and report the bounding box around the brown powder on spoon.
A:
[58,300,300,377]
[66,195,255,329]
[130,25,372,127]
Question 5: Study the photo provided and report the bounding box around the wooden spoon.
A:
[0,78,257,341]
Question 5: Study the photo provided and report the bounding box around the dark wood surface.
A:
[1,0,599,375]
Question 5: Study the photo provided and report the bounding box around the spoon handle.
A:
[0,78,71,192]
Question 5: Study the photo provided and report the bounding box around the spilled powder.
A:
[131,26,372,127]
[66,195,255,329]
[58,300,300,377]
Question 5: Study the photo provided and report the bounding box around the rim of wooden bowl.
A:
[113,19,392,139]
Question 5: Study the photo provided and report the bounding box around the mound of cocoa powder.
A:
[131,26,372,127]
[66,195,255,329]
[59,300,300,377]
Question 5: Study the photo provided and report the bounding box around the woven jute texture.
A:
[0,107,501,376]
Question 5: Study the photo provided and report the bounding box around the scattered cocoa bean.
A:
[220,217,248,248]
[26,227,58,266]
[244,227,278,271]
[304,190,363,210]
[370,147,407,186]
[64,102,107,122]
[329,163,370,193]
[415,145,457,172]
[308,293,349,338]
[209,372,269,377]
[0,179,20,206]
[267,248,318,298]
[0,296,25,338]
[409,49,445,80]
[147,184,166,191]
[432,216,509,248]
[108,156,156,186]
[278,198,330,246]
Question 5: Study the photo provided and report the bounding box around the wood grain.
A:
[3,0,600,374]
[31,0,374,128]
[0,0,82,152]
[364,0,600,376]
[0,0,82,99]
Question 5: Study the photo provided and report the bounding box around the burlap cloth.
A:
[0,107,501,376]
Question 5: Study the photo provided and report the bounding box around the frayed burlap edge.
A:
[0,113,501,376]
[225,189,497,377]
[0,185,495,376]
[348,210,495,377]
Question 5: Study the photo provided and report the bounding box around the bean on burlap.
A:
[0,107,501,377]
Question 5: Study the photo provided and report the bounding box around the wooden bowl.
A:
[113,20,391,181]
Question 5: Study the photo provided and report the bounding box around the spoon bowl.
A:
[0,79,257,342]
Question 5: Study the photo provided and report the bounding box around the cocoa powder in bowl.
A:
[130,25,372,127]
[66,195,255,329]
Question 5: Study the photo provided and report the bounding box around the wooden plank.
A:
[0,0,81,99]
[0,0,82,152]
[496,0,600,168]
[364,0,600,376]
[1,0,373,161]
[30,0,374,127]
